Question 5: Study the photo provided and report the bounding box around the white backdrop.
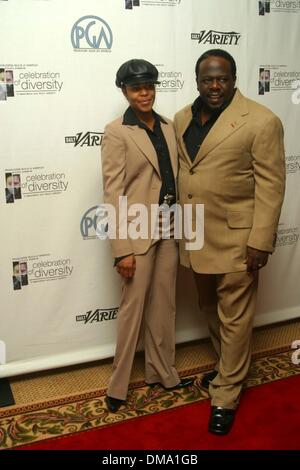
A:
[0,0,299,378]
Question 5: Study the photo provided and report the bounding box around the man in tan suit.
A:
[101,59,193,413]
[174,49,285,434]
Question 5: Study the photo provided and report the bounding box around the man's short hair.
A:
[195,49,237,79]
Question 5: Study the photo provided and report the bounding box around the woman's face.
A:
[123,83,155,115]
[13,264,20,276]
[6,175,13,188]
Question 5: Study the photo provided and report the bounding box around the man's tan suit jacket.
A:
[174,89,286,274]
[101,114,178,258]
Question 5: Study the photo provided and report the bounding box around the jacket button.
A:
[188,194,192,199]
[189,169,194,175]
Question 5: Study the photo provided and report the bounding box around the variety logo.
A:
[124,0,180,9]
[156,65,184,93]
[0,65,63,101]
[76,308,118,324]
[191,30,241,46]
[71,16,113,51]
[258,66,300,95]
[259,0,300,14]
[65,131,104,147]
[4,168,69,203]
[11,255,74,291]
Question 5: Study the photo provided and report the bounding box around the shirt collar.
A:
[122,106,167,127]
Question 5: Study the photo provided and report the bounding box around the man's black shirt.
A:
[184,93,235,162]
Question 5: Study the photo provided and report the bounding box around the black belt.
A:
[160,194,176,207]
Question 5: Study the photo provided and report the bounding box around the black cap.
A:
[116,59,160,88]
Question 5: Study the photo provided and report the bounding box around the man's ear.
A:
[121,86,127,98]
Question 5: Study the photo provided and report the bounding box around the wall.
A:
[0,0,299,378]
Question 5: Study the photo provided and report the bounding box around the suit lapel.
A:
[126,125,161,176]
[192,89,249,166]
[161,121,178,178]
[178,106,194,166]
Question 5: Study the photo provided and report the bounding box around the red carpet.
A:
[18,374,300,450]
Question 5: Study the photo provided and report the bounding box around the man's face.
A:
[20,263,27,275]
[197,56,236,111]
[123,83,155,114]
[5,71,13,83]
[13,175,20,187]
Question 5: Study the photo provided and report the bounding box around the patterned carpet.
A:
[0,320,300,449]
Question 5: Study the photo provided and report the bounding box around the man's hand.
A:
[116,255,136,279]
[246,246,269,272]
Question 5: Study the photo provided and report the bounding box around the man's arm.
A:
[247,114,285,255]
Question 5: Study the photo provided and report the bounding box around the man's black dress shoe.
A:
[105,395,125,413]
[201,370,218,390]
[147,377,194,390]
[208,406,235,435]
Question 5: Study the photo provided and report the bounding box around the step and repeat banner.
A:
[0,0,299,377]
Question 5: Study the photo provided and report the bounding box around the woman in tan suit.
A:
[101,59,193,413]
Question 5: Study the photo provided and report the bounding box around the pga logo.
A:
[71,15,113,50]
[80,205,100,238]
[291,340,300,365]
